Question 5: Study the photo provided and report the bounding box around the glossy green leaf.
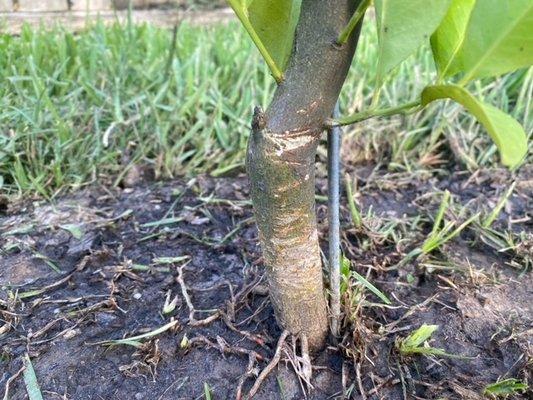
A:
[248,0,300,70]
[374,0,451,83]
[430,0,476,79]
[449,0,533,83]
[226,0,301,82]
[421,84,528,168]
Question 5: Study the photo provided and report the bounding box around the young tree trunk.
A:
[247,0,362,351]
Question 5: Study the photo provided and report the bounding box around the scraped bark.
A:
[247,0,362,350]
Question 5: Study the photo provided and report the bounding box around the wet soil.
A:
[1,166,532,399]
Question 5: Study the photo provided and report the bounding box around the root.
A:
[355,362,367,400]
[246,330,289,399]
[284,334,314,396]
[236,353,258,400]
[2,365,25,400]
[189,335,265,400]
[176,265,219,326]
[220,311,268,349]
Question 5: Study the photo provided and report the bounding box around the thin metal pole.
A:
[328,102,342,337]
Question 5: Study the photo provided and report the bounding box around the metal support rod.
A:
[328,102,342,337]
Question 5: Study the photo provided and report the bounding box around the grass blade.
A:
[23,354,44,400]
[482,182,516,228]
[351,269,391,305]
[96,320,178,347]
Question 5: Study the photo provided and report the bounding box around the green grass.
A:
[0,18,531,197]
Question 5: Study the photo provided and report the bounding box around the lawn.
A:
[1,19,531,197]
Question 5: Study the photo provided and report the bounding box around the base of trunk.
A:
[247,115,328,351]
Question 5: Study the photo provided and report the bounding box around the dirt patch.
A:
[0,8,235,35]
[0,167,531,399]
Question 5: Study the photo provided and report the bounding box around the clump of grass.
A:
[483,378,528,398]
[420,191,480,254]
[340,255,391,304]
[398,191,480,266]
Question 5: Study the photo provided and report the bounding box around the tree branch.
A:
[265,0,365,134]
[336,0,371,45]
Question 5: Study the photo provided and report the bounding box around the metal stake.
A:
[328,102,342,337]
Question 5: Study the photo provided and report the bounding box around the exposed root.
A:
[236,352,259,400]
[220,311,268,349]
[176,265,219,326]
[284,335,314,396]
[246,330,289,399]
[355,362,367,400]
[189,335,265,362]
[2,365,25,400]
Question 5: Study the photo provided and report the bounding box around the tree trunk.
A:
[247,0,362,351]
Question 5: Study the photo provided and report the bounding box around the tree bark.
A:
[247,0,362,351]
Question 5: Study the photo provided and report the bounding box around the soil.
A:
[0,164,532,400]
[0,8,235,35]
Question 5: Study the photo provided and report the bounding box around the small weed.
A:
[483,378,528,398]
[341,256,391,305]
[396,324,466,359]
[399,191,480,266]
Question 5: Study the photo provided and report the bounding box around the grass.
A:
[396,324,466,359]
[483,378,528,398]
[0,17,531,197]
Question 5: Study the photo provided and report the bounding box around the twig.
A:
[246,330,289,399]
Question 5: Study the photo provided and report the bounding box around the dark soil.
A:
[1,166,532,400]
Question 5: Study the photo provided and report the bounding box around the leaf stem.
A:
[227,2,284,84]
[328,100,420,127]
[336,0,371,45]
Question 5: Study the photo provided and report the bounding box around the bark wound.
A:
[247,108,327,351]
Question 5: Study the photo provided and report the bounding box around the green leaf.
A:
[397,324,470,358]
[449,0,533,83]
[421,84,528,168]
[248,0,301,70]
[340,255,351,295]
[226,0,301,82]
[431,0,476,79]
[59,224,84,240]
[374,0,451,83]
